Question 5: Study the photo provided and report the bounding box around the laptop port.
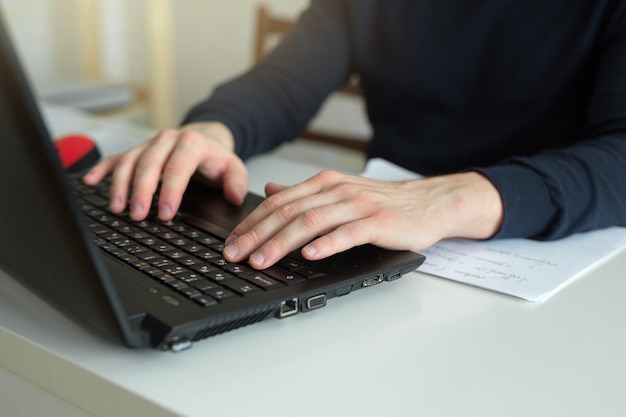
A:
[363,274,384,287]
[386,270,402,281]
[278,298,299,318]
[306,294,327,310]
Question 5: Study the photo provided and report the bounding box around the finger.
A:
[82,155,120,185]
[221,156,248,206]
[229,170,339,240]
[301,218,375,260]
[155,135,208,220]
[264,182,288,197]
[223,186,343,263]
[233,196,366,269]
[83,155,131,214]
[155,130,248,218]
[127,131,180,219]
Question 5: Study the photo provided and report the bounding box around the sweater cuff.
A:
[473,163,558,240]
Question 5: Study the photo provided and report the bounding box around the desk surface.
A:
[2,106,626,417]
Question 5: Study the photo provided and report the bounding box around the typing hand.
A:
[83,122,248,221]
[223,170,504,269]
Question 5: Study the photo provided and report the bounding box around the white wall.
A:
[171,0,308,123]
[1,0,63,80]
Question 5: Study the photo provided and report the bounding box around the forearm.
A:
[477,134,626,240]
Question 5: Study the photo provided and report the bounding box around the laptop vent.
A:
[192,308,274,341]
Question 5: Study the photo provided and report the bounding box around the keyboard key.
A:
[223,279,262,296]
[194,295,218,307]
[163,265,190,276]
[138,252,165,263]
[278,258,307,271]
[178,271,203,283]
[189,278,220,291]
[167,280,188,290]
[205,270,237,282]
[179,286,202,298]
[244,272,284,290]
[191,263,218,275]
[264,266,306,285]
[223,263,253,276]
[204,287,237,301]
[296,267,326,279]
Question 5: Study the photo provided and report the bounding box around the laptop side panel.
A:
[0,12,146,347]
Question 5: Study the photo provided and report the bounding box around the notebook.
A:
[0,12,425,352]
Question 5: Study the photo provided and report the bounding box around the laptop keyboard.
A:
[69,176,325,307]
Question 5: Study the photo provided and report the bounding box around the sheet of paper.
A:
[361,158,626,302]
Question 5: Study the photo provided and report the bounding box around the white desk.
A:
[2,106,626,417]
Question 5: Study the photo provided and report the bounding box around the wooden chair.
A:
[254,5,367,152]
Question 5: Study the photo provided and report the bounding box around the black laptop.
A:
[0,12,425,351]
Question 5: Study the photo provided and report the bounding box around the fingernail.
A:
[159,204,172,219]
[224,242,238,259]
[250,251,265,267]
[237,186,246,202]
[130,202,143,218]
[110,196,121,211]
[303,244,317,258]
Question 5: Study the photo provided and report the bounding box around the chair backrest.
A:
[254,5,366,151]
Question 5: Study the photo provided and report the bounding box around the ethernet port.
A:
[278,298,299,318]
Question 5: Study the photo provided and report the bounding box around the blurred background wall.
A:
[0,0,368,171]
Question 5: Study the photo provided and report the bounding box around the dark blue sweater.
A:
[183,0,626,240]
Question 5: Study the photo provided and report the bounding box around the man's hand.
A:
[83,122,248,221]
[223,170,504,269]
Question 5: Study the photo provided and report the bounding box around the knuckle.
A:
[265,235,289,255]
[315,169,340,183]
[372,209,392,224]
[177,130,203,146]
[161,158,187,175]
[276,203,299,222]
[340,221,364,241]
[331,181,357,196]
[116,151,138,166]
[263,193,286,211]
[299,209,323,230]
[243,227,264,248]
[135,155,157,172]
[152,129,177,144]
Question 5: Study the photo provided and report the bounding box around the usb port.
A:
[363,274,384,287]
[385,270,402,281]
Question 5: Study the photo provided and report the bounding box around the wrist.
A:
[181,121,235,152]
[414,171,504,240]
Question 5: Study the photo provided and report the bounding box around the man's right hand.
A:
[82,121,248,221]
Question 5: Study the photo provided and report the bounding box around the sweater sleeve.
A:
[181,0,353,160]
[477,9,626,240]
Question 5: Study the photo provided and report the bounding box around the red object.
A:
[54,134,100,172]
